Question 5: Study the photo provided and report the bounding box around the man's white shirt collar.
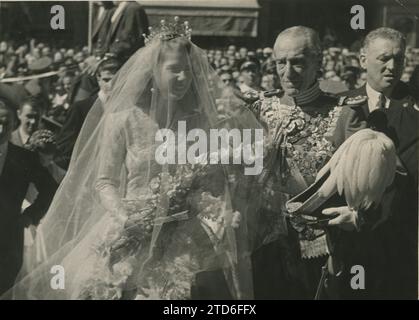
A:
[366,83,390,113]
[18,126,30,145]
[98,90,109,105]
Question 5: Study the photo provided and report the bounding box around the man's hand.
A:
[322,206,359,231]
[83,56,101,76]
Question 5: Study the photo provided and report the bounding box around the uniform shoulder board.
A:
[338,95,368,106]
[322,91,338,98]
[262,89,283,98]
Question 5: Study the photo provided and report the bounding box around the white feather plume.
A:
[317,129,397,210]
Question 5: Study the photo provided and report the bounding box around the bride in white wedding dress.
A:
[5,18,262,300]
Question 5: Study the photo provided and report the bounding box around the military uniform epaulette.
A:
[337,95,368,106]
[316,91,341,105]
[320,91,338,99]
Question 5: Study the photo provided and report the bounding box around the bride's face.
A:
[155,42,193,101]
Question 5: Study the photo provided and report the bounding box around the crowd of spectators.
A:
[0,39,93,123]
[205,44,419,95]
[0,37,419,157]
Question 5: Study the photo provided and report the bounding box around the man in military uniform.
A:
[332,27,418,299]
[248,26,360,299]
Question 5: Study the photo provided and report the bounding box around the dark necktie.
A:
[376,93,387,110]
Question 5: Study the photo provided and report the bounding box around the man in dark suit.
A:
[331,27,418,299]
[105,1,149,62]
[92,1,116,57]
[10,98,41,148]
[0,99,57,296]
[55,58,120,170]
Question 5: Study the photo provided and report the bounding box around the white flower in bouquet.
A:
[231,211,241,229]
[112,260,134,279]
[79,266,124,300]
[108,262,134,289]
[149,177,161,193]
[160,172,174,185]
[135,278,165,300]
[199,192,224,221]
[193,152,208,165]
[209,151,219,163]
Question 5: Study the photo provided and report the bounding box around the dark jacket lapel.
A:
[350,85,370,118]
[92,9,106,39]
[109,5,125,39]
[1,143,24,180]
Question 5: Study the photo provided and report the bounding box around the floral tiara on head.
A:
[143,16,192,46]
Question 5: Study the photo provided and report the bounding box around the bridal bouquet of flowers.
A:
[99,164,209,265]
[80,160,240,299]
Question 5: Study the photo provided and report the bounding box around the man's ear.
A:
[359,48,367,70]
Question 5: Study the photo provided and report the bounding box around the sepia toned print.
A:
[0,0,417,301]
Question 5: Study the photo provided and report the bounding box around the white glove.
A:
[322,206,359,231]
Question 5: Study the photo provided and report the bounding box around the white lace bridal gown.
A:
[62,107,209,300]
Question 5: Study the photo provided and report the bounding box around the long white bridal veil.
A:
[4,18,264,300]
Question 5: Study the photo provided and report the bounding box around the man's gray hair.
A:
[362,27,406,51]
[274,26,322,59]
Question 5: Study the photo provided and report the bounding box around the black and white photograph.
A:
[0,0,418,302]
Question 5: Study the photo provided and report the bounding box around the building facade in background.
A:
[0,0,417,49]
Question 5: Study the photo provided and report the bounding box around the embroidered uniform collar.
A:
[281,82,321,107]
